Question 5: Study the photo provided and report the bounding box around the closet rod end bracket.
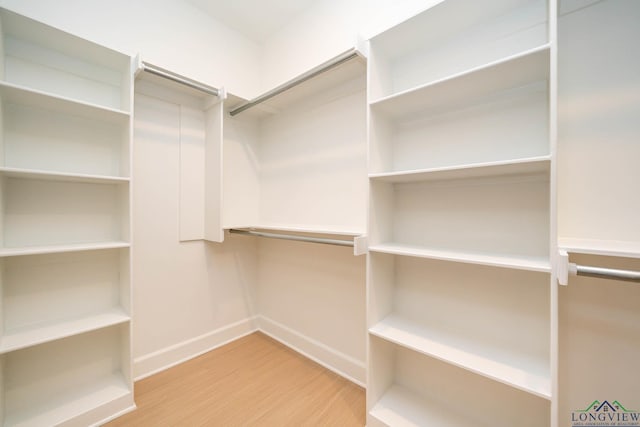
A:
[558,249,569,286]
[354,235,368,256]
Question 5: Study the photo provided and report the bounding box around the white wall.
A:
[257,239,367,385]
[132,78,259,378]
[259,0,441,92]
[0,0,262,98]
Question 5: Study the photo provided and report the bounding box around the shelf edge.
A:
[370,317,552,400]
[369,43,551,107]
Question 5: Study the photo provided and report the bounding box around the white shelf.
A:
[558,238,640,259]
[2,176,129,249]
[0,309,130,354]
[369,243,551,272]
[1,8,131,112]
[370,385,479,427]
[368,0,548,100]
[371,45,550,118]
[4,373,132,427]
[0,167,130,184]
[0,81,130,121]
[1,81,130,177]
[0,241,130,257]
[370,314,551,399]
[369,156,550,183]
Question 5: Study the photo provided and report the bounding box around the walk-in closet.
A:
[0,0,638,426]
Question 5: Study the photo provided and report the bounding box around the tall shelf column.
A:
[0,8,135,426]
[366,0,557,425]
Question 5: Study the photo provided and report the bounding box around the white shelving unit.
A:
[0,8,134,426]
[366,0,556,425]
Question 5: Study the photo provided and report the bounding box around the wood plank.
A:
[105,332,365,426]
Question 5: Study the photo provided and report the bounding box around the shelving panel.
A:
[369,156,550,184]
[0,9,132,112]
[0,309,130,354]
[368,254,550,398]
[371,315,550,398]
[0,241,130,258]
[368,243,550,272]
[369,48,550,174]
[368,338,551,427]
[1,176,129,249]
[0,167,129,184]
[368,0,549,100]
[1,325,132,426]
[1,248,130,353]
[0,82,130,178]
[370,173,550,264]
[370,385,477,427]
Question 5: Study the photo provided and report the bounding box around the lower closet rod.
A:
[569,263,640,283]
[228,229,353,247]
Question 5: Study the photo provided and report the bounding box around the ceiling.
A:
[186,0,319,43]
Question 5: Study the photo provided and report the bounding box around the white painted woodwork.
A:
[369,254,551,399]
[369,174,550,263]
[368,0,549,101]
[1,325,131,427]
[366,0,556,425]
[0,8,134,426]
[368,337,551,427]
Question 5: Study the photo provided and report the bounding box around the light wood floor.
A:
[106,332,365,426]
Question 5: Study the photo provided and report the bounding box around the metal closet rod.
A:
[229,48,361,116]
[569,263,640,283]
[228,228,354,247]
[141,61,220,97]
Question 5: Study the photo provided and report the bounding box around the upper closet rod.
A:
[140,61,220,97]
[569,263,640,283]
[229,228,354,248]
[229,48,361,116]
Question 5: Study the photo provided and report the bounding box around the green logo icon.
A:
[572,400,639,426]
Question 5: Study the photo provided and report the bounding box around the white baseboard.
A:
[257,315,366,387]
[133,315,366,388]
[133,316,259,380]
